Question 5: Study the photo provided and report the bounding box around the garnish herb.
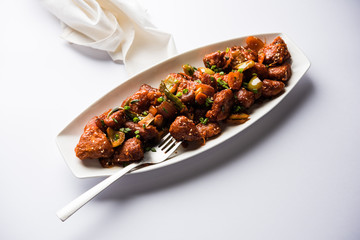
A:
[159,81,185,110]
[100,119,106,128]
[130,99,140,104]
[114,134,120,141]
[119,128,131,133]
[205,97,213,107]
[217,78,229,89]
[211,65,222,73]
[233,105,243,113]
[199,117,209,125]
[107,106,122,117]
[145,147,157,152]
[112,118,119,124]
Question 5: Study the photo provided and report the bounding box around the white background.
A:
[1,0,360,239]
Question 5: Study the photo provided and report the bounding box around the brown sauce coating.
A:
[75,36,292,167]
[262,79,285,97]
[236,88,255,109]
[169,116,202,142]
[75,117,114,160]
[103,109,127,129]
[196,122,221,139]
[206,89,234,121]
[112,138,144,163]
[268,63,292,81]
[258,36,291,66]
[121,84,162,114]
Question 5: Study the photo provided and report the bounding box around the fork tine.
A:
[158,133,172,148]
[162,138,177,153]
[57,133,181,222]
[160,136,175,151]
[158,133,179,151]
[162,141,182,157]
[156,133,181,154]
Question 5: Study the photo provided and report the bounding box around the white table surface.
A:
[1,0,360,239]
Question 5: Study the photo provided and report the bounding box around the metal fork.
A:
[56,133,181,222]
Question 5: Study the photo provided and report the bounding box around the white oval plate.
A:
[56,33,310,178]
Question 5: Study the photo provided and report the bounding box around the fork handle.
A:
[56,162,140,222]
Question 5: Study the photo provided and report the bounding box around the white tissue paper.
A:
[42,0,177,75]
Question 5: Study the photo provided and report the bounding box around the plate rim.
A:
[56,32,311,178]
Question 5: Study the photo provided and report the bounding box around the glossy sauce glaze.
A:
[75,35,292,168]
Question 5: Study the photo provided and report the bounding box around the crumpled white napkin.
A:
[42,0,177,75]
